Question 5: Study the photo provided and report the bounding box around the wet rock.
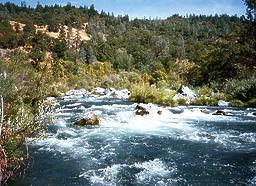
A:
[106,88,130,99]
[169,108,184,114]
[46,96,57,102]
[157,110,162,115]
[218,100,229,107]
[66,89,88,96]
[74,113,100,126]
[252,112,256,116]
[64,89,88,100]
[92,87,106,95]
[91,87,130,99]
[135,105,149,116]
[200,109,211,114]
[212,110,226,116]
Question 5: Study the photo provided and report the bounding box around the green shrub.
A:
[211,92,228,100]
[247,98,256,108]
[224,77,256,101]
[208,98,218,106]
[176,98,187,105]
[47,83,68,97]
[230,100,245,108]
[195,85,213,97]
[191,97,208,106]
[129,83,176,106]
[191,96,218,106]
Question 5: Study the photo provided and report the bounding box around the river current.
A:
[12,94,256,185]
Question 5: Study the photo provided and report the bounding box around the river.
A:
[11,94,256,185]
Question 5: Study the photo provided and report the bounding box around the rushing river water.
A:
[11,94,256,186]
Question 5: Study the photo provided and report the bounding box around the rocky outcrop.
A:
[63,89,88,100]
[218,100,229,107]
[92,87,106,95]
[135,105,149,116]
[107,88,130,99]
[173,85,196,102]
[91,87,130,99]
[74,113,100,126]
[65,89,88,96]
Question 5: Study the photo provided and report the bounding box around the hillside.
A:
[0,2,255,94]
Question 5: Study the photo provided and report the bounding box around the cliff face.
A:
[9,21,91,44]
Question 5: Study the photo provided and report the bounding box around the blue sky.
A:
[1,0,246,18]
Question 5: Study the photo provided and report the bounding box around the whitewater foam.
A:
[79,159,177,185]
[134,159,176,184]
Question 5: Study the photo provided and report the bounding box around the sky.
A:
[1,0,246,19]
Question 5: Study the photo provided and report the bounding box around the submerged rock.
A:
[135,105,149,116]
[74,113,100,126]
[198,132,216,140]
[218,100,229,107]
[157,110,162,115]
[200,109,211,114]
[212,110,226,116]
[169,108,184,114]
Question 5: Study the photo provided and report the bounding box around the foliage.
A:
[230,99,245,108]
[0,56,53,184]
[129,82,176,106]
[0,2,254,90]
[176,98,187,105]
[223,77,256,101]
[191,96,218,106]
[247,98,256,108]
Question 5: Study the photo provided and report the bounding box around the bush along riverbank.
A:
[0,58,55,184]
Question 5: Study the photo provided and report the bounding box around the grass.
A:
[230,100,245,108]
[129,82,176,106]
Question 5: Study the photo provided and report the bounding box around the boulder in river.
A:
[173,85,196,101]
[74,113,100,126]
[66,89,88,96]
[135,105,149,116]
[106,88,130,99]
[92,87,106,95]
[63,89,88,100]
[169,108,184,114]
[212,110,226,116]
[218,100,229,107]
[252,112,256,116]
[157,110,162,115]
[90,87,130,99]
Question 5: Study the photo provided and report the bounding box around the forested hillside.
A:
[0,2,255,87]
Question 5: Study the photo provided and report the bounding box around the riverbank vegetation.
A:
[0,0,255,183]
